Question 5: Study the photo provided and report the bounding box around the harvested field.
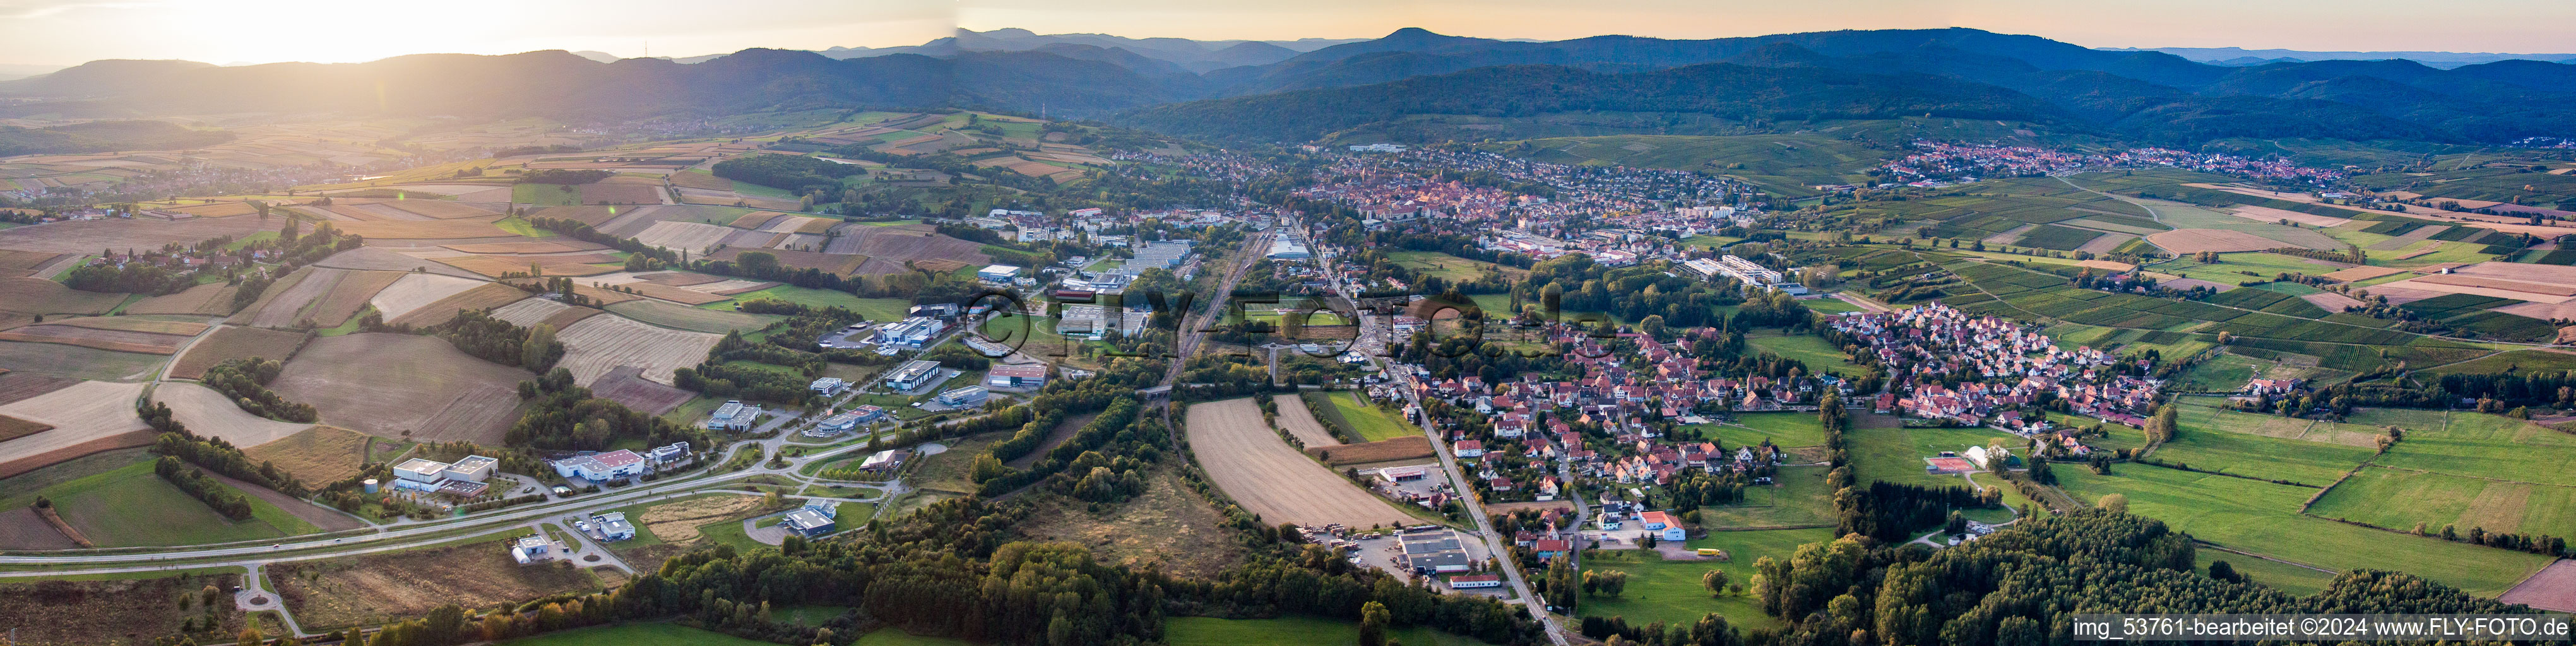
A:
[1308,436,1436,465]
[0,216,271,254]
[0,380,148,468]
[1183,397,1413,529]
[439,240,602,254]
[0,249,62,277]
[2319,266,2410,282]
[387,283,529,328]
[330,216,514,239]
[667,170,733,191]
[168,325,307,380]
[0,571,253,646]
[679,279,776,295]
[2075,233,2137,254]
[1015,466,1249,577]
[1273,394,1338,447]
[619,281,730,305]
[0,411,52,442]
[0,277,129,315]
[488,297,571,326]
[122,283,241,315]
[559,282,643,305]
[309,247,485,279]
[0,341,165,381]
[556,314,723,385]
[2500,559,2576,613]
[242,425,383,484]
[152,381,312,449]
[2411,273,2576,297]
[631,221,735,252]
[579,182,662,204]
[270,540,600,631]
[0,429,154,479]
[2300,292,2367,313]
[369,273,486,320]
[270,333,534,443]
[604,299,775,334]
[637,493,764,544]
[822,226,989,275]
[236,267,405,329]
[2368,225,2450,251]
[521,206,622,226]
[590,366,694,414]
[636,271,724,286]
[431,254,617,278]
[764,216,837,234]
[47,315,210,336]
[381,199,499,220]
[0,507,76,549]
[706,247,867,275]
[0,324,192,354]
[2144,228,2295,254]
[727,211,785,229]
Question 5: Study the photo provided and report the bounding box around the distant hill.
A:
[2108,46,2576,69]
[0,120,232,156]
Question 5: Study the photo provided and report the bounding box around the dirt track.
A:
[1184,397,1412,529]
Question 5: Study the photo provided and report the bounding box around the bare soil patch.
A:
[0,372,78,406]
[0,249,62,278]
[2500,558,2576,613]
[2075,232,2137,254]
[0,429,154,479]
[331,217,514,240]
[590,365,694,414]
[432,254,617,278]
[617,281,730,305]
[311,247,485,279]
[0,507,76,549]
[630,221,735,253]
[1184,397,1413,529]
[270,333,534,443]
[1308,436,1436,465]
[49,316,208,336]
[380,199,499,220]
[270,540,599,631]
[707,247,868,275]
[2299,291,2367,313]
[555,314,723,385]
[169,325,308,380]
[237,267,405,329]
[2231,205,2351,227]
[2144,228,2293,254]
[2411,273,2576,297]
[727,211,785,230]
[387,283,528,328]
[0,216,271,254]
[638,493,765,544]
[0,324,191,354]
[439,240,602,254]
[822,226,988,275]
[579,182,662,205]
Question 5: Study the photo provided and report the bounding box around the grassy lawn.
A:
[1800,297,1862,314]
[21,459,315,547]
[2198,550,2338,597]
[2365,408,2576,488]
[1697,464,1834,529]
[2154,401,2380,486]
[1701,412,1831,447]
[2150,252,2349,284]
[1386,250,1516,282]
[511,183,585,206]
[1305,391,1416,442]
[1744,332,1860,377]
[499,623,781,645]
[1579,528,1835,633]
[2306,466,2576,538]
[1848,420,2027,488]
[1165,616,1499,646]
[2055,463,2552,596]
[694,515,773,554]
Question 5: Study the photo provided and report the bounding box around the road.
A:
[1316,228,1570,646]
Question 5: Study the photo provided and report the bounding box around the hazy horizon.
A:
[2,0,2572,68]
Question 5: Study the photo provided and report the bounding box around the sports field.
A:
[2055,463,2552,596]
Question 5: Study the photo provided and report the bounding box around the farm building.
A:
[874,317,946,348]
[591,512,635,541]
[783,500,837,538]
[976,264,1023,283]
[935,385,989,408]
[553,449,646,481]
[987,363,1050,389]
[1447,575,1502,590]
[706,400,763,431]
[884,360,943,391]
[809,377,849,396]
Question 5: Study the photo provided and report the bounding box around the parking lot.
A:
[817,324,878,349]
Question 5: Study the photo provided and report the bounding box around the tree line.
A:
[199,357,318,423]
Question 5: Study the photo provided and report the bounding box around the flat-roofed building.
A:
[441,455,497,483]
[935,385,989,408]
[393,458,448,483]
[591,512,635,541]
[884,360,943,392]
[552,449,648,481]
[1057,304,1115,339]
[987,363,1050,389]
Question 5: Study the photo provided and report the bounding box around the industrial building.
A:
[935,385,990,408]
[986,363,1050,389]
[706,400,761,431]
[883,360,944,392]
[782,500,837,538]
[874,317,946,349]
[976,264,1023,283]
[1266,236,1312,259]
[388,455,497,496]
[552,449,647,482]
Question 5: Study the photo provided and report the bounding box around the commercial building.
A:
[1447,575,1502,590]
[809,377,848,397]
[783,500,838,538]
[976,264,1023,283]
[644,442,691,466]
[706,401,761,432]
[1266,236,1312,259]
[1057,304,1116,339]
[552,449,647,482]
[874,317,946,349]
[858,448,911,473]
[884,360,944,392]
[987,363,1050,389]
[591,512,635,541]
[935,385,989,408]
[808,406,885,436]
[509,534,566,565]
[389,455,496,496]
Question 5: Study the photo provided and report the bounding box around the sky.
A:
[1,0,2571,67]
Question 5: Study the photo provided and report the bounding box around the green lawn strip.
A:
[1683,412,1832,449]
[1743,332,1861,377]
[1577,528,1835,633]
[2197,549,2337,597]
[1165,616,1499,646]
[1696,464,1833,529]
[1305,391,1414,442]
[499,623,781,645]
[2055,464,2551,596]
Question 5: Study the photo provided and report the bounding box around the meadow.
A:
[1696,465,1834,529]
[2055,463,2552,596]
[1698,412,1831,448]
[9,459,316,547]
[2307,466,2576,538]
[1165,616,1500,646]
[710,285,909,320]
[1304,391,1416,442]
[1743,332,1859,377]
[1386,250,1519,281]
[1576,528,1835,632]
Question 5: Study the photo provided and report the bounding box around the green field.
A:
[2364,408,2576,488]
[2148,252,2351,285]
[2148,402,2378,486]
[1304,391,1416,442]
[1846,416,2026,488]
[1698,412,1831,448]
[1165,616,1499,646]
[708,285,908,320]
[1743,332,1859,377]
[1386,250,1516,282]
[511,183,585,206]
[1576,527,1834,632]
[2055,463,2552,596]
[1697,465,1834,529]
[2197,550,2338,597]
[2308,466,2576,537]
[10,459,316,547]
[500,623,780,646]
